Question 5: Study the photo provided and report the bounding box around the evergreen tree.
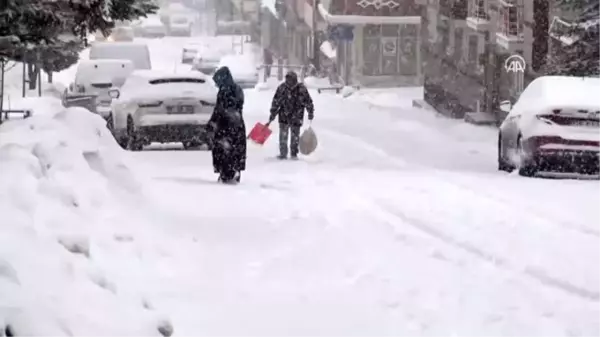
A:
[0,0,158,73]
[548,0,599,76]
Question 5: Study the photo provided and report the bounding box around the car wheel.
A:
[126,116,144,151]
[497,134,514,172]
[107,115,127,149]
[106,114,114,131]
[516,134,537,177]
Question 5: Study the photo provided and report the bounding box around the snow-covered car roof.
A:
[195,48,227,60]
[79,59,134,66]
[183,43,203,51]
[127,69,210,81]
[511,76,600,116]
[117,70,216,102]
[92,41,148,48]
[75,59,135,85]
[141,16,164,26]
[218,54,257,77]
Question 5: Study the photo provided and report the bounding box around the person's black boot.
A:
[277,154,287,160]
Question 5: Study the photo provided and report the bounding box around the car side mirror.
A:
[108,88,120,99]
[499,100,512,113]
[68,83,74,91]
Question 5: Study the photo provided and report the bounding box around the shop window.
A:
[362,24,419,76]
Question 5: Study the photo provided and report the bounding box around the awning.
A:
[317,4,421,25]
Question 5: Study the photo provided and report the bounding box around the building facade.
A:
[259,0,426,86]
[422,0,579,120]
[318,0,426,86]
[214,0,261,39]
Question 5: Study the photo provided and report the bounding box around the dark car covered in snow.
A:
[498,76,600,177]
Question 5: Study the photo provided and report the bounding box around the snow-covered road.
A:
[128,63,599,334]
[2,29,598,335]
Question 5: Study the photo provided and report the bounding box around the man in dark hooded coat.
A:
[208,66,247,183]
[268,71,314,159]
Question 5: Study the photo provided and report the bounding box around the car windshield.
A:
[149,78,205,84]
[172,17,187,24]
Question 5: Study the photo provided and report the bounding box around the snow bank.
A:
[0,98,164,335]
[304,76,333,89]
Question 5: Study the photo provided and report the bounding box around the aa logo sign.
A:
[504,55,526,73]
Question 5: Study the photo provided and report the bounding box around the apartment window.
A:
[498,0,524,38]
[362,24,418,76]
[467,34,478,64]
[470,0,489,20]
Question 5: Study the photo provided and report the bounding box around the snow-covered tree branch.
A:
[547,0,599,76]
[0,0,158,71]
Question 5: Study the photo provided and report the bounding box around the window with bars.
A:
[470,0,489,20]
[498,0,524,38]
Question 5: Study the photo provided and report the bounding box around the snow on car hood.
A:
[121,82,217,103]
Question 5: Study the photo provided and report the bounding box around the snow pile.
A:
[304,76,333,89]
[340,86,356,98]
[347,87,424,109]
[0,98,165,335]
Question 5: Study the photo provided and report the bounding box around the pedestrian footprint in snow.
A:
[207,66,247,184]
[267,71,314,160]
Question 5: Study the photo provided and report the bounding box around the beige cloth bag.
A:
[299,126,318,155]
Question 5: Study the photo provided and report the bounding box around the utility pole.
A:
[0,59,5,117]
[312,0,320,72]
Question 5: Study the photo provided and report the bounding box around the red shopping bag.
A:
[247,122,272,145]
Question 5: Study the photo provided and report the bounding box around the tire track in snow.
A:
[318,127,599,239]
[434,174,600,239]
[318,128,600,302]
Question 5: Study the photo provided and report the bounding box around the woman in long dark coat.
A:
[208,66,247,183]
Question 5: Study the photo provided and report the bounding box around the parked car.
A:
[191,50,222,75]
[107,70,217,151]
[217,54,259,89]
[66,59,135,119]
[89,41,152,69]
[169,15,193,36]
[139,16,167,38]
[498,76,600,177]
[108,26,134,41]
[181,43,201,64]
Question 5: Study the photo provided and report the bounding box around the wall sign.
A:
[356,0,400,10]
